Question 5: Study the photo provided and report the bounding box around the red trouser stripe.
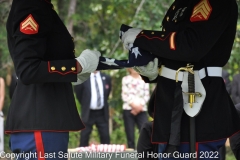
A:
[196,142,199,160]
[34,131,45,160]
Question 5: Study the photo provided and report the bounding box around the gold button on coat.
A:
[173,6,175,10]
[51,66,55,71]
[151,32,154,34]
[141,31,144,34]
[167,17,169,21]
[71,67,76,71]
[61,67,66,71]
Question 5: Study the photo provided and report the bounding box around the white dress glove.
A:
[75,49,101,74]
[134,58,159,81]
[122,28,142,49]
[72,72,90,85]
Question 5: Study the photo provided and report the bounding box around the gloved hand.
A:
[134,58,159,81]
[75,49,101,74]
[72,72,91,85]
[122,28,142,49]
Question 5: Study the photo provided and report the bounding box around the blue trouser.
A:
[156,139,226,160]
[9,132,69,160]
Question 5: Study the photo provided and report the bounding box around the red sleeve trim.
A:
[48,61,78,75]
[48,61,51,73]
[136,33,171,41]
[170,32,176,50]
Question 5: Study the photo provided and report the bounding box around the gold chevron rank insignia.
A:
[190,0,212,22]
[20,14,39,34]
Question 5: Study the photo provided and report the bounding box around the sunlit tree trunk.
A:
[67,0,77,35]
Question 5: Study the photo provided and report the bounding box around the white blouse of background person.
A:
[121,75,150,111]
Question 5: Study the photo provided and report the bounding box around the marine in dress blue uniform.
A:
[121,0,240,159]
[6,0,100,159]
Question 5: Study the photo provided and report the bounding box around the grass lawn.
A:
[226,146,236,160]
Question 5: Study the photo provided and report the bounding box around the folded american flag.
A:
[96,24,156,70]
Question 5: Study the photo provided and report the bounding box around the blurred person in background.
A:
[0,77,5,152]
[121,68,150,150]
[219,69,232,160]
[231,73,240,105]
[74,71,112,147]
[229,103,240,160]
[137,88,158,160]
[6,67,17,99]
[222,69,231,95]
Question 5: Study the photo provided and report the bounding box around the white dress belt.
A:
[159,65,222,81]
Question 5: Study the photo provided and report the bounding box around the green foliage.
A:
[226,146,236,160]
[230,23,240,77]
[0,1,12,71]
[228,0,240,79]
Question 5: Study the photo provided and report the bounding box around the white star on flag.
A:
[131,47,142,59]
[101,58,118,66]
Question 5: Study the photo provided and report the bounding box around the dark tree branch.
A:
[109,0,145,56]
